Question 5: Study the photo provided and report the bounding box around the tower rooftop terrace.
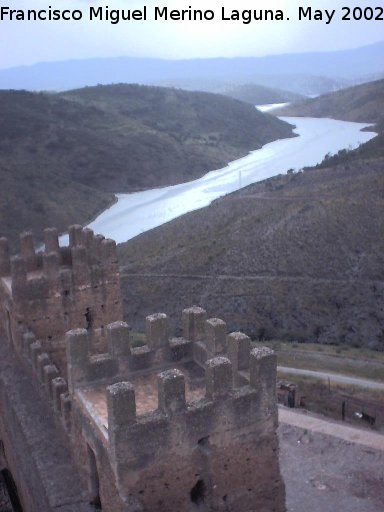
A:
[77,360,206,437]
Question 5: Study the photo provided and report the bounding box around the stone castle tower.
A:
[0,225,122,376]
[0,225,285,512]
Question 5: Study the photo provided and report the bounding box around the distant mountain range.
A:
[0,41,383,95]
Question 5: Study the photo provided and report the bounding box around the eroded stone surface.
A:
[0,226,285,512]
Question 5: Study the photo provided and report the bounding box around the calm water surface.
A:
[60,115,376,245]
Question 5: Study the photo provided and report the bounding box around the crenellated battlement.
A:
[66,326,121,393]
[2,226,120,296]
[0,225,123,376]
[104,346,275,428]
[13,326,72,433]
[64,307,259,393]
[61,306,281,511]
[102,345,278,511]
[0,225,285,512]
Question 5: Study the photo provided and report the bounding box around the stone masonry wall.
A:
[0,226,285,512]
[0,225,123,376]
[64,310,286,512]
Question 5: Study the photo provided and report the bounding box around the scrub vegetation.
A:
[0,83,293,249]
[118,79,384,350]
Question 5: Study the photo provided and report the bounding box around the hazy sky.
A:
[1,0,383,69]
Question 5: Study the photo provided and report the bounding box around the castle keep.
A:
[0,226,285,512]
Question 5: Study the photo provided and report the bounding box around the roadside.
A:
[278,366,384,391]
[279,406,384,451]
[253,341,384,382]
[279,420,384,512]
[266,342,384,430]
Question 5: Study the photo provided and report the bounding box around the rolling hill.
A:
[0,84,294,249]
[118,157,384,349]
[277,78,384,159]
[218,84,303,105]
[276,78,384,125]
[117,80,384,349]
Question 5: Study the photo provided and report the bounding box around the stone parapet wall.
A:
[105,351,282,512]
[0,225,285,512]
[0,225,123,376]
[64,307,285,512]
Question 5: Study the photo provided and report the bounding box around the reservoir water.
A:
[61,116,377,245]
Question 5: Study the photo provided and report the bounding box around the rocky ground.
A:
[279,419,384,512]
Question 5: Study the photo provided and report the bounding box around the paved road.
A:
[279,407,384,451]
[277,366,384,390]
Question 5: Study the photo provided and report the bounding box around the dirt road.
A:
[278,366,384,390]
[120,271,384,286]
